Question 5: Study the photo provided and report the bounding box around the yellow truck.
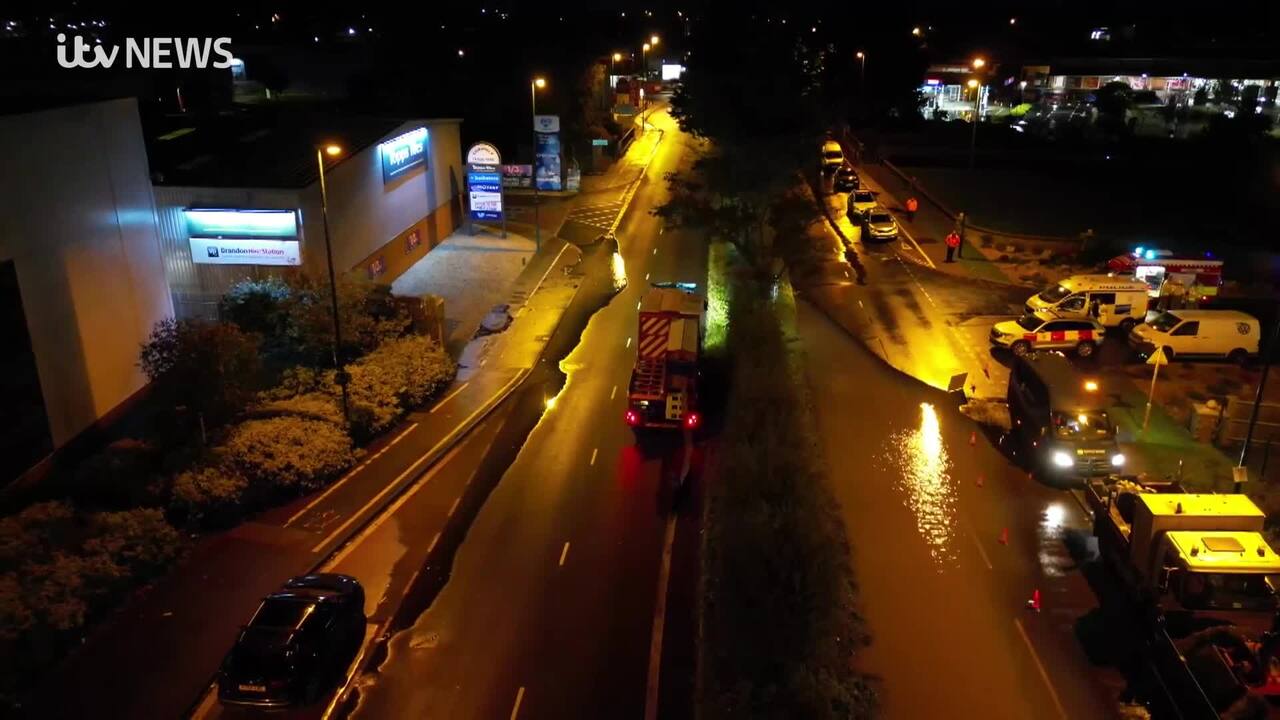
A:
[1086,477,1280,718]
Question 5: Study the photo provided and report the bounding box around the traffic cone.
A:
[976,473,985,488]
[998,527,1009,545]
[1026,589,1041,612]
[969,430,977,446]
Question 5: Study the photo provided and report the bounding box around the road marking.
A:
[643,513,679,720]
[430,381,471,413]
[559,542,570,566]
[428,531,441,554]
[645,272,650,281]
[287,422,419,526]
[590,447,598,465]
[310,372,522,553]
[969,528,994,570]
[659,226,664,234]
[1014,618,1069,720]
[626,336,632,348]
[652,247,658,255]
[321,440,472,567]
[895,222,936,269]
[611,384,617,400]
[509,687,526,720]
[448,497,460,517]
[638,300,643,310]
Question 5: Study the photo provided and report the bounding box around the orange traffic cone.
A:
[976,473,985,488]
[998,527,1009,545]
[969,430,977,446]
[1026,589,1041,612]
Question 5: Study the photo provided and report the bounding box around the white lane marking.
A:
[652,247,658,255]
[645,272,650,281]
[1014,618,1069,720]
[638,300,642,310]
[287,422,418,526]
[590,448,598,466]
[659,226,665,235]
[559,542,570,566]
[509,687,526,720]
[448,497,460,517]
[895,222,936,269]
[310,373,521,553]
[611,385,618,400]
[322,440,471,568]
[428,531,441,554]
[969,528,994,570]
[430,381,471,414]
[626,337,632,348]
[643,513,679,720]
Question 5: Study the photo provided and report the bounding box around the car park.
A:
[833,166,859,192]
[848,188,876,218]
[989,311,1106,357]
[860,206,898,242]
[218,574,366,709]
[1129,309,1260,364]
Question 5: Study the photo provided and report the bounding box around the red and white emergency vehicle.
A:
[1107,248,1224,301]
[626,283,704,431]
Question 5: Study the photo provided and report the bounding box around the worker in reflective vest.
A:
[945,231,961,263]
[904,196,919,222]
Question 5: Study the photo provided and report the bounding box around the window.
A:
[1059,295,1086,312]
[1052,410,1113,440]
[1091,292,1116,305]
[1042,322,1071,332]
[1015,315,1043,332]
[1172,321,1200,336]
[1036,284,1071,303]
[1067,321,1097,331]
[1148,311,1182,332]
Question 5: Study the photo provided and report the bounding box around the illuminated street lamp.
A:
[967,78,982,169]
[911,26,921,37]
[315,143,351,425]
[855,50,866,89]
[531,77,547,252]
[972,57,986,70]
[642,42,651,80]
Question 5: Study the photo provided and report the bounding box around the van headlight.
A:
[1051,450,1075,468]
[1111,453,1126,467]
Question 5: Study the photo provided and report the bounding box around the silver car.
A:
[861,206,898,242]
[848,189,877,218]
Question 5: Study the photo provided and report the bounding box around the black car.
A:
[833,166,859,192]
[218,574,365,709]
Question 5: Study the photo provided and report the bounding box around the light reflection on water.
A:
[882,403,958,569]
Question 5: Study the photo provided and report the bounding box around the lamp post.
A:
[315,143,351,425]
[608,52,622,110]
[531,77,546,253]
[642,42,650,81]
[856,51,866,90]
[968,58,986,170]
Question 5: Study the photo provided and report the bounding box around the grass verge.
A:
[699,242,877,719]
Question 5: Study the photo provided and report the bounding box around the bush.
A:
[0,574,31,641]
[219,276,292,339]
[361,335,456,408]
[71,439,164,510]
[0,501,77,571]
[248,393,344,426]
[284,277,409,364]
[139,318,264,427]
[220,416,354,493]
[83,509,183,579]
[23,552,126,633]
[170,466,249,529]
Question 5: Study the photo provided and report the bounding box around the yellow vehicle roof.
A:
[1166,531,1280,573]
[1139,492,1265,519]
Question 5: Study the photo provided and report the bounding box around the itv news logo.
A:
[56,34,234,69]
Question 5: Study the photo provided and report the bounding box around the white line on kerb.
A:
[590,448,598,466]
[652,247,658,255]
[610,385,617,400]
[448,498,460,517]
[642,514,679,720]
[1015,618,1068,720]
[509,687,526,720]
[626,337,632,348]
[559,542,570,566]
[430,381,471,414]
[287,422,418,526]
[428,531,441,554]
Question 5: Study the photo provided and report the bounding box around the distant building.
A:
[1021,58,1280,108]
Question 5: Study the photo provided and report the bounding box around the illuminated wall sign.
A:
[189,237,301,266]
[380,126,429,183]
[184,208,298,239]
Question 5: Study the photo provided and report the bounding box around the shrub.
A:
[139,318,264,427]
[170,466,249,529]
[71,439,163,510]
[23,552,126,633]
[0,501,77,571]
[359,335,456,408]
[0,574,32,640]
[219,276,292,338]
[220,416,354,493]
[248,393,343,426]
[83,509,183,579]
[284,277,409,363]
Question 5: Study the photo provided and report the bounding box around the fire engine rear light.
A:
[684,412,701,429]
[625,409,640,426]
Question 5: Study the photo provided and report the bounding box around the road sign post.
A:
[1141,347,1170,435]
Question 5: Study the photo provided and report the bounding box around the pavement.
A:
[345,104,706,720]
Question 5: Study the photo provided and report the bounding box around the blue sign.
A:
[535,132,562,191]
[184,209,298,239]
[380,127,429,183]
[467,172,501,192]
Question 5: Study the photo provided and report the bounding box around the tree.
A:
[219,276,292,340]
[283,276,409,365]
[139,319,263,427]
[1094,81,1134,136]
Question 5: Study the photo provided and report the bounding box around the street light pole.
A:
[315,145,350,425]
[856,51,866,91]
[531,77,545,253]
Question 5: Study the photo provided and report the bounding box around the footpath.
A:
[819,140,1238,491]
[28,124,665,720]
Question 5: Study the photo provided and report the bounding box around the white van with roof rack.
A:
[1024,274,1151,331]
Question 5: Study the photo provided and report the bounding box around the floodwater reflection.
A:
[882,402,958,570]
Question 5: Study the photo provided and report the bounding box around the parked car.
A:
[848,188,877,218]
[833,166,859,192]
[860,206,899,242]
[820,140,844,170]
[218,574,366,709]
[989,312,1106,358]
[1129,310,1260,365]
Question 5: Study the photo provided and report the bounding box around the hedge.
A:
[219,416,355,493]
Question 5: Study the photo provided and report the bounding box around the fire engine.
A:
[625,283,704,432]
[1107,247,1224,302]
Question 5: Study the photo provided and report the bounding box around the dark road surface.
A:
[348,108,708,720]
[796,295,1126,718]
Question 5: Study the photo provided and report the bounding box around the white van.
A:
[820,141,844,169]
[1129,310,1260,364]
[1025,275,1151,330]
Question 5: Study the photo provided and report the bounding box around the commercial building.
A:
[1021,58,1280,108]
[0,98,173,479]
[149,113,463,318]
